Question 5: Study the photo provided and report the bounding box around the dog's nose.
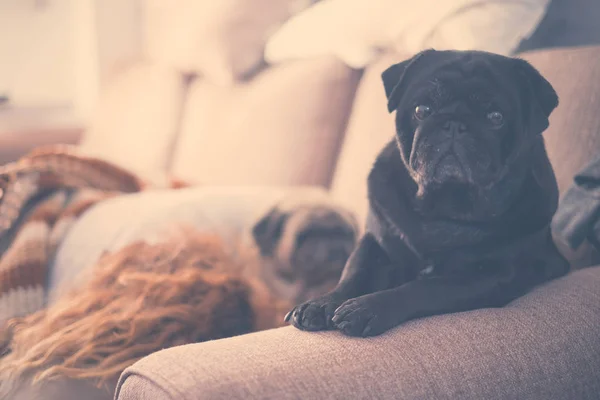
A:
[443,120,468,136]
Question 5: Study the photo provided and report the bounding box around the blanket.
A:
[0,145,145,324]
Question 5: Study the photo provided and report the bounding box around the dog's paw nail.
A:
[331,314,340,324]
[362,326,372,336]
[284,311,292,322]
[336,321,349,330]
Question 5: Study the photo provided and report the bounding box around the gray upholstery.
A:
[115,266,600,400]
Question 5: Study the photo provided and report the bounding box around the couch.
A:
[6,1,600,399]
[107,44,600,400]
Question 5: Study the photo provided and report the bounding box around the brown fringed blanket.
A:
[0,145,146,324]
[0,146,287,397]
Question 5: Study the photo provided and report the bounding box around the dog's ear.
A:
[252,207,288,257]
[382,49,434,113]
[513,58,559,134]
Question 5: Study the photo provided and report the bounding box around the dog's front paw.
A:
[332,295,400,337]
[285,294,343,331]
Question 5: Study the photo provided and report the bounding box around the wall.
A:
[0,0,143,126]
[0,0,73,108]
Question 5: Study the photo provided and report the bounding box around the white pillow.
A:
[143,0,319,85]
[48,185,336,303]
[170,57,359,187]
[264,0,549,68]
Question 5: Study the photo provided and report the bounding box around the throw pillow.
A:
[144,0,319,85]
[169,57,360,187]
[79,62,186,186]
[265,0,550,68]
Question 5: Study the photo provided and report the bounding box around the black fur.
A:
[285,50,570,337]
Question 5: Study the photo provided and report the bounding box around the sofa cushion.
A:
[143,0,316,85]
[116,265,600,400]
[330,52,406,223]
[265,0,549,68]
[79,63,186,186]
[517,46,600,194]
[170,57,360,187]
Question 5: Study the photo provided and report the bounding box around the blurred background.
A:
[0,0,142,158]
[0,0,599,219]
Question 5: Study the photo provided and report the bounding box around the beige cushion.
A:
[519,46,600,269]
[48,186,336,302]
[143,0,315,85]
[170,57,361,187]
[79,63,186,186]
[330,52,407,224]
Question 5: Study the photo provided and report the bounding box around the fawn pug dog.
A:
[285,49,570,337]
[252,190,359,305]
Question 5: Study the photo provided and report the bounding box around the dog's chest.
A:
[368,207,500,276]
[373,206,491,248]
[418,219,493,250]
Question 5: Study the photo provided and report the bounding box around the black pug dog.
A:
[285,49,570,337]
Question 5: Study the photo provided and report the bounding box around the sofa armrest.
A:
[115,266,600,400]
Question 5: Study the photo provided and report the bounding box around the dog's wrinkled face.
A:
[252,203,358,304]
[382,50,558,217]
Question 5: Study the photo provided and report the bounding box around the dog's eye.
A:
[487,111,504,127]
[414,105,432,121]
